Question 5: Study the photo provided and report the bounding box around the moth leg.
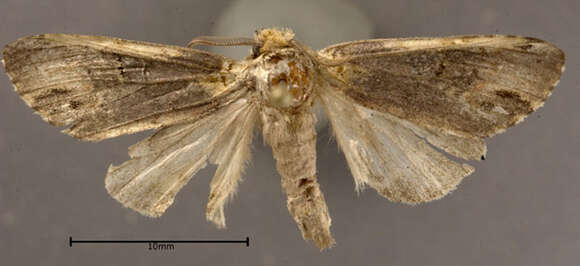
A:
[262,109,335,250]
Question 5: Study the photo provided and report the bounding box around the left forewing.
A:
[319,85,474,203]
[2,34,246,141]
[319,35,565,139]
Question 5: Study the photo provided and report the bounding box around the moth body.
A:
[250,32,333,246]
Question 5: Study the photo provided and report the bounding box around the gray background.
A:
[1,0,579,265]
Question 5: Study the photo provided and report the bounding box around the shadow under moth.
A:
[2,28,565,249]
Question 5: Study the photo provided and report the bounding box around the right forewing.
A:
[319,35,565,139]
[2,34,246,141]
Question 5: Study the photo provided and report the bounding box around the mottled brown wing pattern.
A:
[2,34,246,141]
[319,35,565,139]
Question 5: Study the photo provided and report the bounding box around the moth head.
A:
[254,28,295,54]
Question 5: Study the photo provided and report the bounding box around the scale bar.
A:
[69,237,249,247]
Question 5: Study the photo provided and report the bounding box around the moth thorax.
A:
[259,55,313,109]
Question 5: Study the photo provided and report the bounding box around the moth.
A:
[2,28,565,249]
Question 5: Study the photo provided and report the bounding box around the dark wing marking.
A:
[3,34,247,141]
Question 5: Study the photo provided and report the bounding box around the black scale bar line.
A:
[69,237,250,247]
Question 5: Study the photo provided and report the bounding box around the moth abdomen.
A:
[261,107,334,249]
